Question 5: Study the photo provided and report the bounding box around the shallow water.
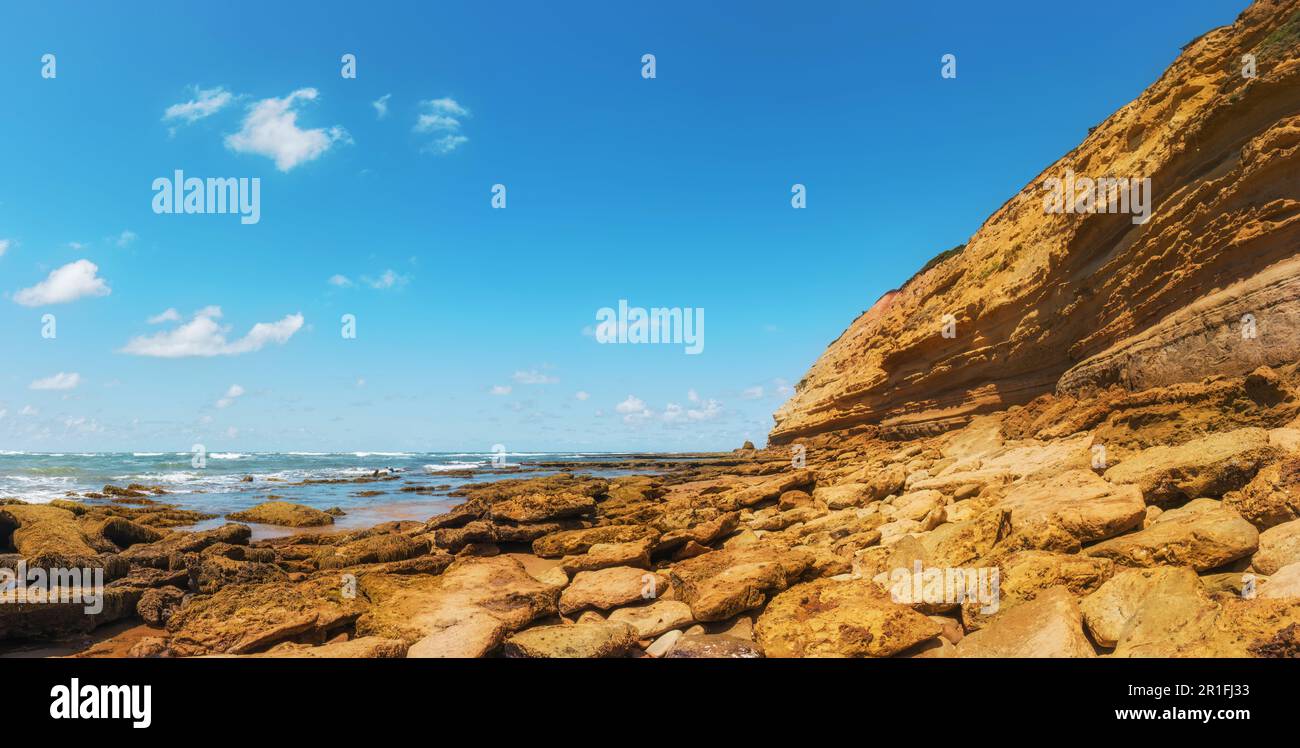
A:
[0,451,648,534]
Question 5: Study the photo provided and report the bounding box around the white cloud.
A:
[414,97,470,154]
[741,386,764,400]
[575,391,590,401]
[147,308,181,324]
[19,405,38,416]
[774,377,793,396]
[13,260,111,306]
[688,399,723,421]
[616,395,653,423]
[328,274,353,287]
[372,93,391,119]
[0,239,11,257]
[513,369,559,385]
[120,306,304,358]
[30,372,80,391]
[687,389,700,403]
[225,88,349,171]
[216,384,245,408]
[164,86,233,125]
[490,385,512,396]
[115,230,137,248]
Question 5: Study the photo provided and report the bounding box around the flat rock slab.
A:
[356,555,560,657]
[165,576,367,656]
[997,469,1145,544]
[502,622,639,658]
[1084,499,1258,571]
[531,525,659,558]
[755,578,940,657]
[664,633,763,658]
[487,492,596,524]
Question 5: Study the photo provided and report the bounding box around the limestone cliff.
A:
[771,0,1300,444]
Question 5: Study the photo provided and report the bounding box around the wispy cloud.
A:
[147,308,181,324]
[120,306,304,358]
[328,274,353,287]
[616,395,652,423]
[114,230,137,248]
[490,385,512,396]
[30,372,81,391]
[13,260,111,306]
[372,93,391,120]
[362,270,409,289]
[414,97,470,154]
[164,85,234,127]
[513,369,559,385]
[0,238,12,257]
[226,88,349,171]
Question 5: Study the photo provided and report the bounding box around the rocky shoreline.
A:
[3,365,1300,657]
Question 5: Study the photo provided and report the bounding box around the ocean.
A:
[0,451,647,537]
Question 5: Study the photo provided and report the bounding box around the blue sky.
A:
[0,0,1244,452]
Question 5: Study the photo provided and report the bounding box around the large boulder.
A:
[558,566,667,615]
[1079,566,1201,648]
[755,578,940,657]
[668,542,814,622]
[1084,499,1258,571]
[0,504,104,560]
[1102,428,1276,507]
[960,550,1113,631]
[1252,519,1300,575]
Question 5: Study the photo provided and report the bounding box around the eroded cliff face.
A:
[771,0,1300,444]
